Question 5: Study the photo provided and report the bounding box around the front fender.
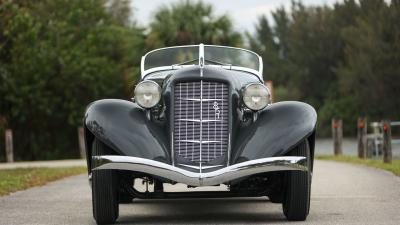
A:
[232,101,317,163]
[84,99,170,169]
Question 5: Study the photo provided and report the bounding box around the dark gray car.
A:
[84,44,317,224]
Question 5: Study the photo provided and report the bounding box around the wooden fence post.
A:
[332,118,343,155]
[357,117,367,158]
[78,127,86,159]
[382,120,392,164]
[5,129,14,162]
[264,80,274,103]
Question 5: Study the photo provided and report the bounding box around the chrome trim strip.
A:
[92,155,307,187]
[199,80,203,172]
[140,56,145,75]
[259,56,263,77]
[178,119,221,123]
[141,44,260,64]
[142,65,188,75]
[178,98,222,102]
[222,66,261,77]
[179,164,224,170]
[142,65,262,81]
[227,133,231,166]
[178,140,221,144]
[171,131,175,166]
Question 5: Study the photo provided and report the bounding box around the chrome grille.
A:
[173,81,229,164]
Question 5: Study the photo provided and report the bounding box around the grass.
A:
[0,167,86,196]
[316,155,400,176]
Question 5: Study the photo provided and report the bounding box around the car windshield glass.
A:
[204,46,259,71]
[143,46,199,70]
[143,45,260,73]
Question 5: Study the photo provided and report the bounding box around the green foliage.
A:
[1,0,399,159]
[249,0,400,136]
[146,0,243,48]
[0,0,144,160]
[0,0,243,160]
[337,0,400,121]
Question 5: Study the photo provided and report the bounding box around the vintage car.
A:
[84,44,317,224]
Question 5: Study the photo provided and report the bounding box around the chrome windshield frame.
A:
[140,44,263,79]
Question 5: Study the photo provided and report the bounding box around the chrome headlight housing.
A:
[134,80,161,108]
[242,83,271,110]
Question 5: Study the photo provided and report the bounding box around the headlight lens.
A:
[134,80,161,108]
[243,83,271,110]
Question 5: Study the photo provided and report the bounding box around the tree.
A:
[337,0,400,120]
[0,0,145,160]
[248,0,400,136]
[106,0,134,27]
[145,0,242,49]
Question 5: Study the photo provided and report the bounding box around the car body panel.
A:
[84,96,316,175]
[232,101,317,163]
[85,99,171,170]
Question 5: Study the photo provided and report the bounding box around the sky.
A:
[131,0,342,33]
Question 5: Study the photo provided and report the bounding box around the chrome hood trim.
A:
[92,155,307,187]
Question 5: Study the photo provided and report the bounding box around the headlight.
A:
[134,80,161,108]
[242,83,271,110]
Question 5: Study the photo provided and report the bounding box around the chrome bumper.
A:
[92,155,307,187]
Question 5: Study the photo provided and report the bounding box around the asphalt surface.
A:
[1,160,400,225]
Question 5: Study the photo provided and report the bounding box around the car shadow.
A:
[116,198,290,224]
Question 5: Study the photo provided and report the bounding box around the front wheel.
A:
[92,138,119,224]
[282,140,311,221]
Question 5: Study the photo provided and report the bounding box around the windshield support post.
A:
[199,43,205,74]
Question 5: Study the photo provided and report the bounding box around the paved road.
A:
[1,160,400,225]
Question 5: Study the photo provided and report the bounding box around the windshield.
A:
[143,46,199,71]
[204,46,259,70]
[141,44,262,78]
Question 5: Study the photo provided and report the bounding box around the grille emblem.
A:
[213,102,221,119]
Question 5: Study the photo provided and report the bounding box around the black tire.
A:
[92,138,119,224]
[268,193,283,203]
[282,140,311,221]
[119,190,133,204]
